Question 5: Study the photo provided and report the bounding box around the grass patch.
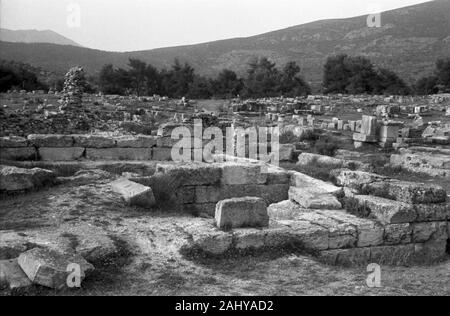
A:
[340,196,371,218]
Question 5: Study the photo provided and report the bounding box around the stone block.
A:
[73,135,116,148]
[215,197,268,229]
[0,166,56,192]
[352,195,417,224]
[412,221,448,243]
[39,147,85,161]
[289,187,342,210]
[152,147,173,161]
[28,134,74,147]
[290,171,342,195]
[279,144,295,161]
[86,148,152,161]
[330,169,388,191]
[0,259,33,291]
[18,248,94,290]
[0,147,37,161]
[115,135,157,148]
[0,136,28,148]
[233,229,266,250]
[111,179,156,207]
[384,224,412,245]
[221,163,267,185]
[156,163,222,186]
[365,180,447,204]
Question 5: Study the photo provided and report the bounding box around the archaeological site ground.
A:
[1,0,450,299]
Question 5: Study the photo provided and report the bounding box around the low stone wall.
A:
[0,134,173,162]
[131,162,290,216]
[176,165,449,266]
[0,132,299,163]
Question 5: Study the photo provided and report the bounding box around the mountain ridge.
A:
[0,28,81,47]
[0,0,449,90]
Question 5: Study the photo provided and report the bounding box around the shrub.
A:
[313,136,339,157]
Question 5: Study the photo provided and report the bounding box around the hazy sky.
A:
[1,0,432,52]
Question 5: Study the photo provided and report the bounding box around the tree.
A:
[128,58,147,96]
[414,76,439,95]
[279,61,311,96]
[323,54,410,95]
[243,57,281,97]
[436,58,450,92]
[162,59,195,98]
[212,69,243,98]
[375,68,410,95]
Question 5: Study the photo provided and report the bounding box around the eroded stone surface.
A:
[18,248,94,289]
[215,197,269,229]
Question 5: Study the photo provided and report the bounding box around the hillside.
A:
[0,29,81,47]
[0,0,449,90]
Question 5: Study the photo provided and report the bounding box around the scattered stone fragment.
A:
[0,259,33,291]
[111,179,156,208]
[18,248,94,290]
[0,165,56,192]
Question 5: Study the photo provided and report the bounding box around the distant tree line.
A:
[1,55,449,97]
[97,57,311,98]
[0,60,48,92]
[322,54,411,95]
[414,59,450,95]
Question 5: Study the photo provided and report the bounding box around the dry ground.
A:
[0,171,448,296]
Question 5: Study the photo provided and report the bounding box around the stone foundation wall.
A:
[131,163,290,216]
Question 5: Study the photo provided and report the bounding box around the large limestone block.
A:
[73,135,116,148]
[268,200,307,220]
[152,147,173,161]
[39,147,85,161]
[384,224,412,245]
[318,210,384,247]
[280,220,330,251]
[156,163,222,186]
[295,211,357,249]
[115,135,157,148]
[330,169,388,191]
[0,147,37,161]
[221,163,267,185]
[289,187,342,210]
[180,221,233,255]
[365,180,447,204]
[0,259,33,291]
[111,179,156,207]
[0,166,56,192]
[352,195,417,224]
[86,148,152,161]
[411,222,448,243]
[18,248,94,290]
[28,134,74,147]
[0,136,28,148]
[290,171,342,195]
[215,197,269,229]
[266,166,290,185]
[414,203,450,222]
